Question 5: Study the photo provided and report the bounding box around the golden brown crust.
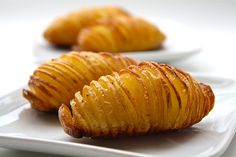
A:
[23,51,137,112]
[59,61,214,138]
[59,104,84,138]
[77,16,166,52]
[44,6,130,46]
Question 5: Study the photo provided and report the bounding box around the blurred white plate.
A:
[33,18,201,63]
[0,74,236,157]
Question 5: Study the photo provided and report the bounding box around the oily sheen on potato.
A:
[77,16,165,52]
[59,62,215,138]
[44,6,130,46]
[23,51,137,112]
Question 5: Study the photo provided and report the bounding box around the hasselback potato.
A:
[77,16,165,52]
[44,6,130,46]
[23,51,137,112]
[59,61,214,138]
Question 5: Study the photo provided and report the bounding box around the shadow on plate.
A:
[68,127,205,152]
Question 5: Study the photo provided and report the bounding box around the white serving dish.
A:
[0,74,236,157]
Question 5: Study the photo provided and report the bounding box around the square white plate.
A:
[0,74,236,157]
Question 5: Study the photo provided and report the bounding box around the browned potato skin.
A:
[59,62,214,138]
[44,6,130,46]
[77,16,166,52]
[23,51,137,112]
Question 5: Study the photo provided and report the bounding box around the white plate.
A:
[0,74,236,157]
[33,19,201,63]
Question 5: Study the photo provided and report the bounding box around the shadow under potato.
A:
[49,45,71,52]
[53,43,166,53]
[68,127,202,153]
